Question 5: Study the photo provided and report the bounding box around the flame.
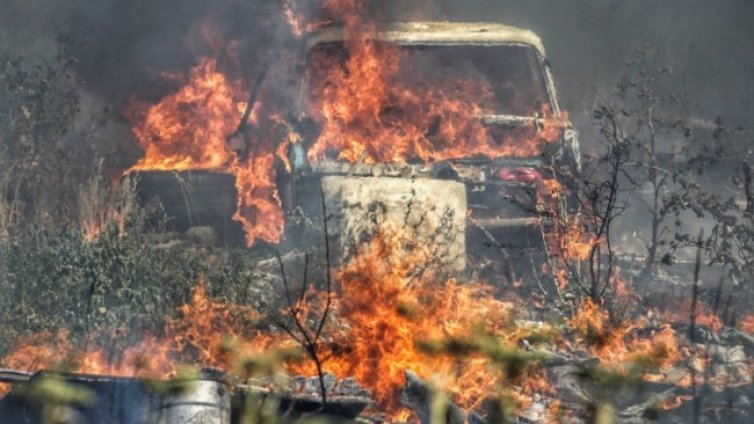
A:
[6,232,751,418]
[0,330,175,378]
[127,58,243,172]
[660,299,724,333]
[570,299,679,373]
[126,1,568,245]
[286,229,515,414]
[0,231,539,416]
[569,299,625,360]
[741,314,754,334]
[7,1,751,416]
[659,394,694,410]
[282,0,329,38]
[125,58,285,246]
[305,3,564,165]
[538,177,597,264]
[0,330,176,400]
[282,1,305,37]
[0,283,286,401]
[81,212,126,242]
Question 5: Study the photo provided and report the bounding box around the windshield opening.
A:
[307,43,550,116]
[301,41,559,164]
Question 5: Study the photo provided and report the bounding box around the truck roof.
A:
[306,21,547,56]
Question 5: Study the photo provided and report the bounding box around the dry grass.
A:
[0,177,21,238]
[78,166,139,241]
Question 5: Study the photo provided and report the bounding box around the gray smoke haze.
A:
[369,0,754,124]
[2,0,751,258]
[2,0,753,139]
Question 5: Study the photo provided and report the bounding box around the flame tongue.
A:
[125,58,284,246]
[285,229,516,415]
[307,43,497,164]
[127,58,243,172]
[304,5,564,165]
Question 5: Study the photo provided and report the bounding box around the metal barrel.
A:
[148,379,231,424]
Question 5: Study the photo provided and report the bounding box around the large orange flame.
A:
[0,229,551,416]
[287,229,515,414]
[305,16,564,165]
[125,58,284,246]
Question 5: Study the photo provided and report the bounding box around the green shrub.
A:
[0,223,277,357]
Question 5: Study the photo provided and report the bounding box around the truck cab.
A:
[281,22,580,276]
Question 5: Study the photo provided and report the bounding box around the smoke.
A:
[62,1,292,103]
[2,0,753,172]
[430,0,754,123]
[4,0,753,121]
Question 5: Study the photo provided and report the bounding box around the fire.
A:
[125,0,569,245]
[536,177,597,264]
[741,314,754,333]
[0,230,544,416]
[0,330,176,398]
[659,299,724,333]
[0,283,285,398]
[282,0,306,38]
[4,229,747,419]
[8,1,748,419]
[0,330,174,378]
[286,229,515,414]
[304,3,564,165]
[282,0,328,38]
[570,299,679,372]
[125,58,285,246]
[127,58,243,172]
[659,394,694,411]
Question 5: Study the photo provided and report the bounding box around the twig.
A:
[273,191,335,408]
[315,192,332,341]
[689,229,703,424]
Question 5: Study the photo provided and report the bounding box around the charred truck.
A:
[280,22,580,277]
[132,22,580,279]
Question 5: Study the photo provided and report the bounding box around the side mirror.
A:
[563,128,581,172]
[289,142,311,174]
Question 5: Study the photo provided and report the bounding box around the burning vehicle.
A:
[287,22,580,275]
[130,21,580,278]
